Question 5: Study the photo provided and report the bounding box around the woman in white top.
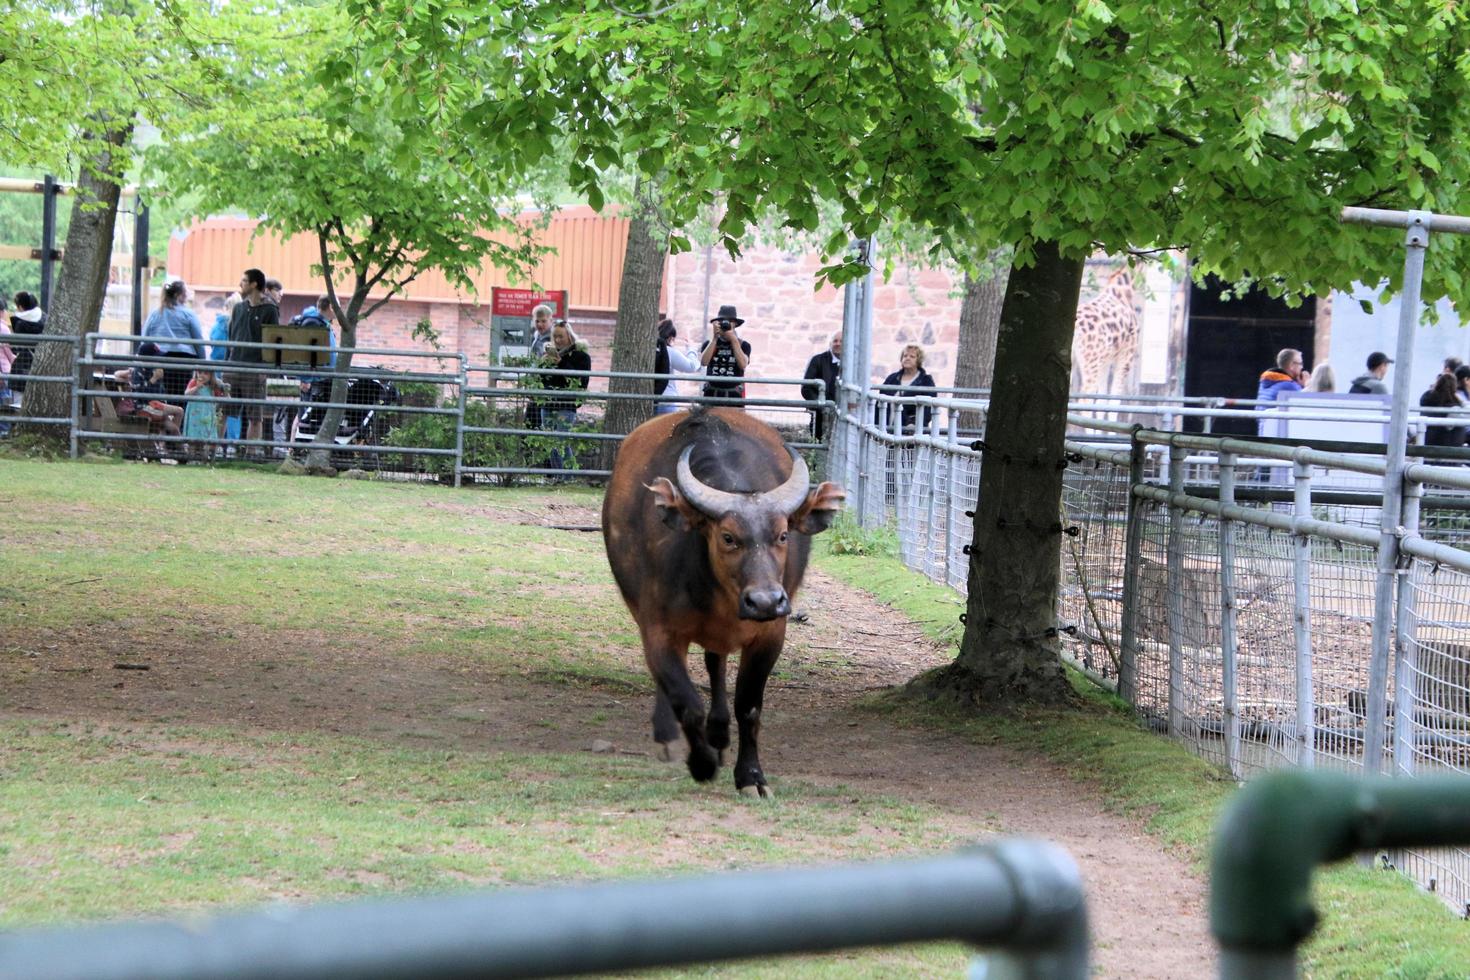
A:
[653,318,701,414]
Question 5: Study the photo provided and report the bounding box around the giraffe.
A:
[1070,264,1141,398]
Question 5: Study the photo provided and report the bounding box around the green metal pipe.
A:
[1211,770,1470,977]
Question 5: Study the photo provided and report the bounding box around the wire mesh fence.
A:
[839,393,1470,917]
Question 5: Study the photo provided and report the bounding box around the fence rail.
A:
[832,391,1470,918]
[0,840,1089,980]
[3,336,836,484]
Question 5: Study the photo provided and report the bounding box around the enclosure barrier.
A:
[837,387,1470,917]
[1211,770,1470,978]
[0,334,80,434]
[72,333,467,477]
[0,839,1088,980]
[459,364,829,481]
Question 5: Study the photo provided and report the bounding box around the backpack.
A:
[290,311,330,329]
[654,341,670,395]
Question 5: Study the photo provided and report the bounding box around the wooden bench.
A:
[83,372,151,436]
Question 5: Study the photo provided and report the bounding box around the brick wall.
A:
[188,245,968,391]
[663,247,963,389]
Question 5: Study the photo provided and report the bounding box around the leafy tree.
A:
[9,0,287,436]
[287,0,1470,703]
[152,1,549,468]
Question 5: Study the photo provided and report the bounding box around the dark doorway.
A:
[1184,277,1316,436]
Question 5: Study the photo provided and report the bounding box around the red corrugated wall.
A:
[167,206,636,312]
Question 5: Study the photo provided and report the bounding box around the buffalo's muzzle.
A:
[739,587,791,621]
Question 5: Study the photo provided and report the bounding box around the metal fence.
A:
[2,335,832,484]
[0,839,1090,980]
[835,392,1470,917]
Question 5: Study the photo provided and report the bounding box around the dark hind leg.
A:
[704,649,731,765]
[733,637,783,798]
[651,690,679,762]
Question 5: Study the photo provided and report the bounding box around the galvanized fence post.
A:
[68,335,82,459]
[1292,458,1315,768]
[1166,443,1186,736]
[890,396,904,529]
[856,403,872,527]
[944,413,959,589]
[453,356,467,488]
[923,409,941,580]
[1364,211,1430,774]
[1218,450,1241,778]
[1118,429,1146,707]
[1393,476,1424,776]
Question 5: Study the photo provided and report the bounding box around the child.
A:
[122,343,184,454]
[184,368,226,461]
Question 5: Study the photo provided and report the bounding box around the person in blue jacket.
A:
[1257,348,1305,402]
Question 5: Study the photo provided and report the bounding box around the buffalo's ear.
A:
[791,481,845,535]
[647,478,703,532]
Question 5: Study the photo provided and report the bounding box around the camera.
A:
[719,319,734,332]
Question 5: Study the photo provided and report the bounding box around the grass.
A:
[812,538,1470,979]
[0,460,981,977]
[5,458,1469,977]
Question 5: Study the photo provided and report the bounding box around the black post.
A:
[131,202,149,334]
[39,175,58,310]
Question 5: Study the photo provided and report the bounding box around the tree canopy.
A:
[359,0,1470,296]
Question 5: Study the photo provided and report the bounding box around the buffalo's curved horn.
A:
[676,445,746,517]
[757,448,811,516]
[675,445,812,519]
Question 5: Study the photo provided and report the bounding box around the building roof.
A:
[166,206,634,311]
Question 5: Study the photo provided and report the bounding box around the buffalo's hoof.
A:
[738,783,775,800]
[656,741,680,763]
[687,745,719,782]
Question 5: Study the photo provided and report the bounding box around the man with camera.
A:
[699,304,752,402]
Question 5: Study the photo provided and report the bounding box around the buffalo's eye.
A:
[778,531,789,543]
[722,532,737,547]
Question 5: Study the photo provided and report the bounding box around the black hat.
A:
[1367,351,1393,370]
[137,342,162,358]
[710,304,745,326]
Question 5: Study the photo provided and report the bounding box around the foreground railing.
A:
[1212,771,1470,978]
[0,840,1089,980]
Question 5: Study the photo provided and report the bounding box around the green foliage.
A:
[360,0,1470,304]
[383,397,597,483]
[147,1,547,344]
[824,514,899,558]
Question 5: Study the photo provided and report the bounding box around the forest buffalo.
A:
[602,408,844,797]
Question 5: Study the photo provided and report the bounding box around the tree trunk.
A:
[952,248,1010,432]
[22,125,132,444]
[599,182,668,470]
[907,240,1083,708]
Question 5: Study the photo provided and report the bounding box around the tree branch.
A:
[606,0,683,19]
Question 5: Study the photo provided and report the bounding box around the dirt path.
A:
[1,559,1212,977]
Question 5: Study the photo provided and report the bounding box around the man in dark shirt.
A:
[699,304,752,402]
[802,331,842,438]
[225,268,280,451]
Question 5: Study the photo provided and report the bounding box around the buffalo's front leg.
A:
[704,649,731,764]
[642,630,718,782]
[733,633,783,798]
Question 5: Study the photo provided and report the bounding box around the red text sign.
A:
[490,288,568,318]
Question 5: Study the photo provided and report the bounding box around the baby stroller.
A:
[291,376,400,468]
